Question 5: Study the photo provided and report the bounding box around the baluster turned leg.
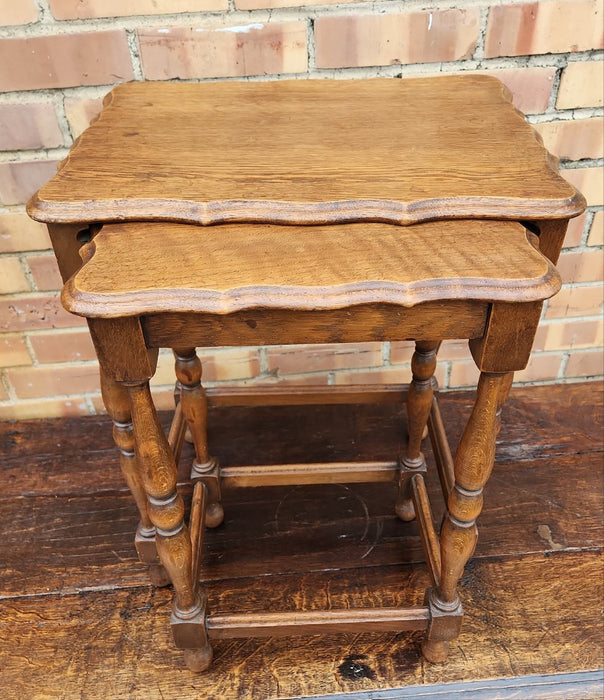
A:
[128,380,212,672]
[99,368,170,586]
[174,348,223,527]
[422,371,513,663]
[396,341,441,521]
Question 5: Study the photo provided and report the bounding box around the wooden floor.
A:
[1,382,603,699]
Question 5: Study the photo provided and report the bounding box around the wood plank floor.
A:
[1,382,602,699]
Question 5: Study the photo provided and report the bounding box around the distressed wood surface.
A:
[63,221,560,317]
[1,553,601,699]
[0,383,602,698]
[28,76,584,226]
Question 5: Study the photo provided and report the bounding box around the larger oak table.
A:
[27,75,584,672]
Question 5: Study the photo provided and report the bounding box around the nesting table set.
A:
[28,76,584,672]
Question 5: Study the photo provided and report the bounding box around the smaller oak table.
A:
[61,219,561,671]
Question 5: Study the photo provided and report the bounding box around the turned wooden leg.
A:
[128,380,212,672]
[99,368,169,587]
[422,371,513,663]
[174,348,223,528]
[396,341,441,521]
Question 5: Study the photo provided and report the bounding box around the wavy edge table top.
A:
[62,220,561,317]
[29,76,585,227]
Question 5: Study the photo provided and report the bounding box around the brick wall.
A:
[0,0,602,419]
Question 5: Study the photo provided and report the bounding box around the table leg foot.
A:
[421,639,450,664]
[183,646,213,673]
[149,562,171,587]
[395,495,417,522]
[205,501,224,528]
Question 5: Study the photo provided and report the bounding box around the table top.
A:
[63,220,560,317]
[29,76,584,227]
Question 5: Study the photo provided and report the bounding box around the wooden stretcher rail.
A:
[428,396,455,498]
[410,473,441,588]
[220,461,400,488]
[168,401,186,456]
[206,606,430,639]
[205,384,408,407]
[189,482,206,585]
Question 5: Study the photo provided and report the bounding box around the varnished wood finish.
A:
[58,212,564,671]
[410,474,441,588]
[439,372,513,605]
[220,461,400,488]
[206,607,430,639]
[28,77,584,227]
[127,382,198,613]
[1,383,602,698]
[98,367,171,585]
[206,384,409,406]
[396,340,441,521]
[143,302,489,348]
[173,348,223,528]
[64,221,561,317]
[127,380,212,666]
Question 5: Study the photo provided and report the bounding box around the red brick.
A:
[63,96,104,139]
[449,353,564,386]
[565,349,604,377]
[29,329,96,363]
[448,360,480,388]
[475,67,555,115]
[49,0,226,18]
[391,340,472,363]
[0,296,86,333]
[514,352,564,382]
[236,0,367,6]
[0,160,59,206]
[486,1,604,58]
[315,9,480,69]
[531,324,549,353]
[562,167,604,207]
[557,61,604,109]
[587,210,603,246]
[0,397,92,420]
[201,348,262,382]
[437,340,472,362]
[0,103,63,151]
[543,318,603,350]
[27,255,63,292]
[546,283,604,319]
[0,213,51,253]
[389,341,414,365]
[139,22,307,80]
[150,347,260,386]
[333,363,447,388]
[0,258,30,294]
[563,212,587,248]
[6,363,100,399]
[0,0,38,26]
[534,118,604,161]
[557,248,604,284]
[266,343,382,375]
[0,31,133,92]
[0,334,31,368]
[245,373,332,387]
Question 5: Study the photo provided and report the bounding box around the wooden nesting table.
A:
[27,76,584,672]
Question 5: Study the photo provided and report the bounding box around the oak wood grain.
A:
[63,221,560,317]
[1,386,602,600]
[1,552,601,699]
[27,76,584,226]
